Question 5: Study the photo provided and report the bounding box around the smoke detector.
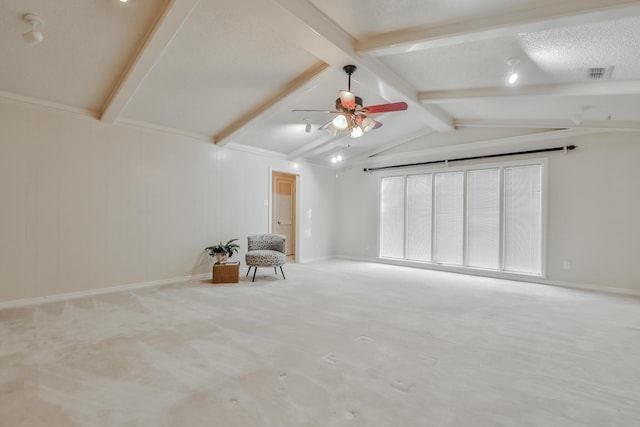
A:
[22,14,44,46]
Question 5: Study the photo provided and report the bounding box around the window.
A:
[406,174,432,261]
[503,165,542,274]
[379,161,544,276]
[379,176,405,258]
[467,169,500,269]
[434,172,464,265]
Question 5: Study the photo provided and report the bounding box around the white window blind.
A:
[406,174,432,261]
[380,176,405,258]
[434,172,464,265]
[466,169,500,269]
[379,161,544,276]
[504,165,542,274]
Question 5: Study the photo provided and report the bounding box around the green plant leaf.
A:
[205,238,240,257]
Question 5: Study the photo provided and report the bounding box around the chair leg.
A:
[280,266,286,280]
[252,267,257,282]
[246,266,252,277]
[274,267,277,274]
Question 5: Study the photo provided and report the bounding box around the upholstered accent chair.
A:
[245,234,287,282]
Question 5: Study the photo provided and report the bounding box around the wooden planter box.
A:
[212,262,240,284]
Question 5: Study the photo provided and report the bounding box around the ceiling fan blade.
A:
[362,101,408,114]
[292,109,339,113]
[318,120,333,131]
[339,90,356,110]
[320,120,339,136]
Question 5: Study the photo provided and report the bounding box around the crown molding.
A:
[0,90,99,119]
[115,117,214,142]
[224,142,289,160]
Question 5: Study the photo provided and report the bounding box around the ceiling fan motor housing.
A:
[335,96,362,111]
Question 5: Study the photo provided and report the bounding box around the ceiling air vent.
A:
[586,66,613,80]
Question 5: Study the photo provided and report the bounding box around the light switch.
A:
[263,200,269,207]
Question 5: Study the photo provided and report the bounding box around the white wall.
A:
[217,147,336,262]
[4,97,635,301]
[0,102,335,303]
[335,132,640,293]
[546,132,640,291]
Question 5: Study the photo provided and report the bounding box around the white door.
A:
[272,171,296,257]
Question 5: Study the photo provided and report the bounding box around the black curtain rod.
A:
[363,144,577,172]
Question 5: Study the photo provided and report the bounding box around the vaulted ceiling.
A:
[2,0,640,167]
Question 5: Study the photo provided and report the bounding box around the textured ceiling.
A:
[1,0,640,166]
[0,0,168,113]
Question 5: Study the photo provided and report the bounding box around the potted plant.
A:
[205,239,240,264]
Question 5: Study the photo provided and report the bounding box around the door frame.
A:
[269,168,300,263]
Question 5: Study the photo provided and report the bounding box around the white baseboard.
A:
[3,260,638,310]
[298,255,334,264]
[0,272,211,310]
[335,255,374,263]
[335,255,640,298]
[539,279,640,297]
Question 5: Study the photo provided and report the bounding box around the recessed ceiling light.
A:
[506,57,520,85]
[119,0,129,3]
[331,154,344,164]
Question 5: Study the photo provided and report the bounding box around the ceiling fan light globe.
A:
[325,123,338,136]
[332,114,348,130]
[350,126,363,138]
[361,117,376,132]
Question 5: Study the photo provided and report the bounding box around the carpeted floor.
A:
[1,259,639,426]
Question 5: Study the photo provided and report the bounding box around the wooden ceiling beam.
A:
[269,0,454,132]
[419,80,640,103]
[357,1,640,56]
[101,0,201,124]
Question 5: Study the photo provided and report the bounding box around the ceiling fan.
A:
[293,65,408,138]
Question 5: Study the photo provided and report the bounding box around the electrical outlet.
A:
[563,261,571,270]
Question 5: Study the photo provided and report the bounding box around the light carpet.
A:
[1,260,639,426]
